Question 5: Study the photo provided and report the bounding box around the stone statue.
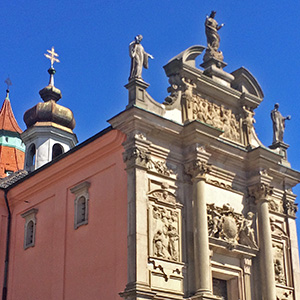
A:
[271,103,291,144]
[204,11,224,62]
[129,34,154,81]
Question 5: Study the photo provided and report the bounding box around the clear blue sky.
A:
[0,1,300,243]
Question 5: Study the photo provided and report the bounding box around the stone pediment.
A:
[231,67,264,99]
[164,45,206,73]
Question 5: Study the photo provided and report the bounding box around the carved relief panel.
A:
[147,187,184,295]
[270,219,295,299]
[207,203,258,249]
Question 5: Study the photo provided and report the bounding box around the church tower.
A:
[21,48,77,172]
[0,88,25,177]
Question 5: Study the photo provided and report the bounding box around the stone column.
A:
[249,183,276,300]
[186,160,212,297]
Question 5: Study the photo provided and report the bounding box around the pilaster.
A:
[121,133,153,299]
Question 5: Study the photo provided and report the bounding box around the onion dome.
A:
[23,66,75,131]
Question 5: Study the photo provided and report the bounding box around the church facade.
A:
[0,16,299,300]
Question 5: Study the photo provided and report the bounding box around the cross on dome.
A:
[44,47,60,68]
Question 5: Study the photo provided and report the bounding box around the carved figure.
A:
[271,103,291,143]
[129,35,154,81]
[274,259,285,284]
[153,230,166,258]
[204,11,224,62]
[166,225,179,261]
[239,212,258,248]
[182,78,196,122]
[242,106,255,146]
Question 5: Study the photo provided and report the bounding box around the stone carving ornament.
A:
[207,203,258,248]
[129,34,154,81]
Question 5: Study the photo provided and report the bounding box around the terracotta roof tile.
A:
[0,96,22,133]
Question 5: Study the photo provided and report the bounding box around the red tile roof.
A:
[0,94,22,133]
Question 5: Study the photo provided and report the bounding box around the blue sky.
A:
[0,2,300,242]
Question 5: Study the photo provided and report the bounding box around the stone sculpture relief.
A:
[271,103,291,144]
[241,106,256,147]
[204,11,224,62]
[148,159,174,177]
[273,242,287,285]
[207,203,258,248]
[191,95,241,143]
[129,34,154,81]
[152,205,179,261]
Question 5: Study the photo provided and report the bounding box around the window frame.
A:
[21,208,38,249]
[71,181,91,229]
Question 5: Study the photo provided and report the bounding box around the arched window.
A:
[26,220,34,246]
[21,208,38,249]
[76,196,86,224]
[71,181,90,229]
[52,143,64,159]
[26,143,36,168]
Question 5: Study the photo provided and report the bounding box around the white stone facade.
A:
[111,46,300,300]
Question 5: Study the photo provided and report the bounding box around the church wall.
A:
[2,129,128,300]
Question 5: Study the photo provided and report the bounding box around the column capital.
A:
[248,182,273,203]
[284,190,298,218]
[123,145,150,169]
[185,159,211,180]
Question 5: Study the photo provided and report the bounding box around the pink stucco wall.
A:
[1,129,127,300]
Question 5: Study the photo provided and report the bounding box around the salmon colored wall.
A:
[3,130,127,300]
[0,190,7,292]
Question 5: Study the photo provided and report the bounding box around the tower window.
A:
[52,143,64,159]
[21,208,38,249]
[71,181,91,229]
[26,143,36,168]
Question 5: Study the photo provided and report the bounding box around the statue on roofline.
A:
[203,11,224,62]
[271,103,291,144]
[129,34,154,81]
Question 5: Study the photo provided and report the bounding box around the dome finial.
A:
[4,77,12,99]
[44,47,60,86]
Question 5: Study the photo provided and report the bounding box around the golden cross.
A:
[44,47,60,68]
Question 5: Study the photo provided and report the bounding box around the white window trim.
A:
[71,181,90,229]
[21,208,38,249]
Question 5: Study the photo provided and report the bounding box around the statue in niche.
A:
[271,103,291,144]
[204,11,224,62]
[129,34,154,81]
[239,212,258,248]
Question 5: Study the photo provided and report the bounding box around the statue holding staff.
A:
[271,103,291,144]
[129,34,154,81]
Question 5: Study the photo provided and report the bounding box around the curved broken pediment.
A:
[231,67,264,99]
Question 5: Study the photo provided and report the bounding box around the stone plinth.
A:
[200,58,234,87]
[125,79,150,109]
[269,141,290,167]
